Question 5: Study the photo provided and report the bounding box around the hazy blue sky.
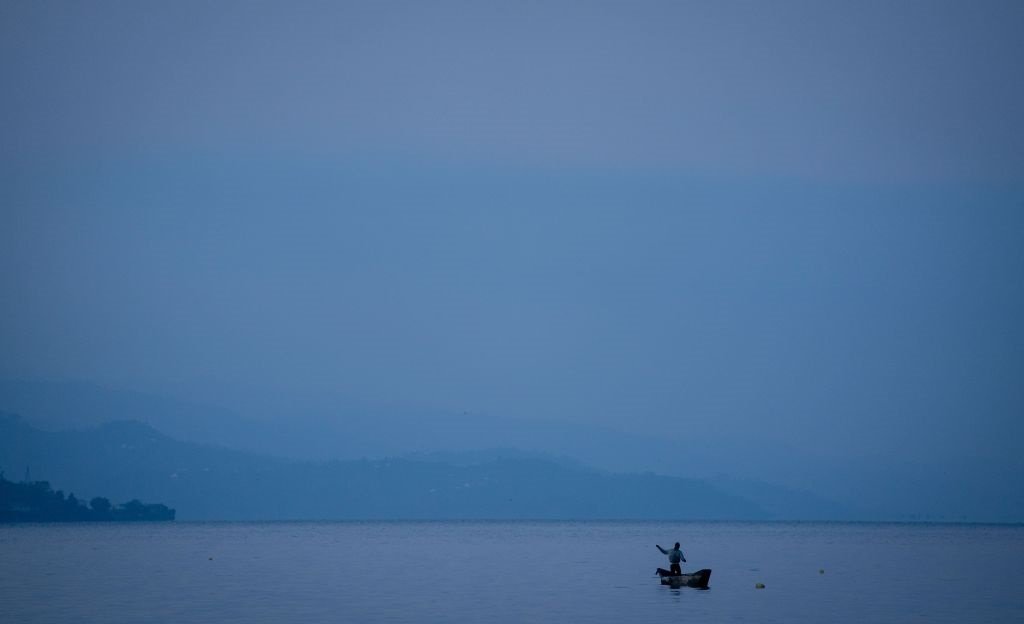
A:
[2,1,1023,497]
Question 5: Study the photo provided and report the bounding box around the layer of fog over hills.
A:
[3,379,1021,522]
[0,379,812,479]
[1,413,775,521]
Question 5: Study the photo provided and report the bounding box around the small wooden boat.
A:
[656,568,712,588]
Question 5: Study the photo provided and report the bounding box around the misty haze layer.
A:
[1,1,1022,521]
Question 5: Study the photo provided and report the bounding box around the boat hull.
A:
[656,568,712,588]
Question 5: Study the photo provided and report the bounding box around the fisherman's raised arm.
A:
[656,544,668,554]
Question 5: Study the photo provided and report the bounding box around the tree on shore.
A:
[0,474,174,522]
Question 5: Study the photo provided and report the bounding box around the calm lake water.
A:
[2,521,1022,623]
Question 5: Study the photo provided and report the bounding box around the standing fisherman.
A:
[656,542,686,575]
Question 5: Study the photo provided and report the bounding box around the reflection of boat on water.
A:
[656,568,712,588]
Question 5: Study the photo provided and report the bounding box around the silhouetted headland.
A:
[0,473,174,522]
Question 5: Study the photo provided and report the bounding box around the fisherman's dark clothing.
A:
[657,545,685,574]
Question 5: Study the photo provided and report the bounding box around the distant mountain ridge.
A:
[0,379,859,521]
[0,378,809,478]
[0,413,779,521]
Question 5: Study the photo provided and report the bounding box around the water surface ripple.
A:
[2,521,1022,623]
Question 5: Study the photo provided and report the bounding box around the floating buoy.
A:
[209,557,213,561]
[755,583,765,589]
[819,569,825,574]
